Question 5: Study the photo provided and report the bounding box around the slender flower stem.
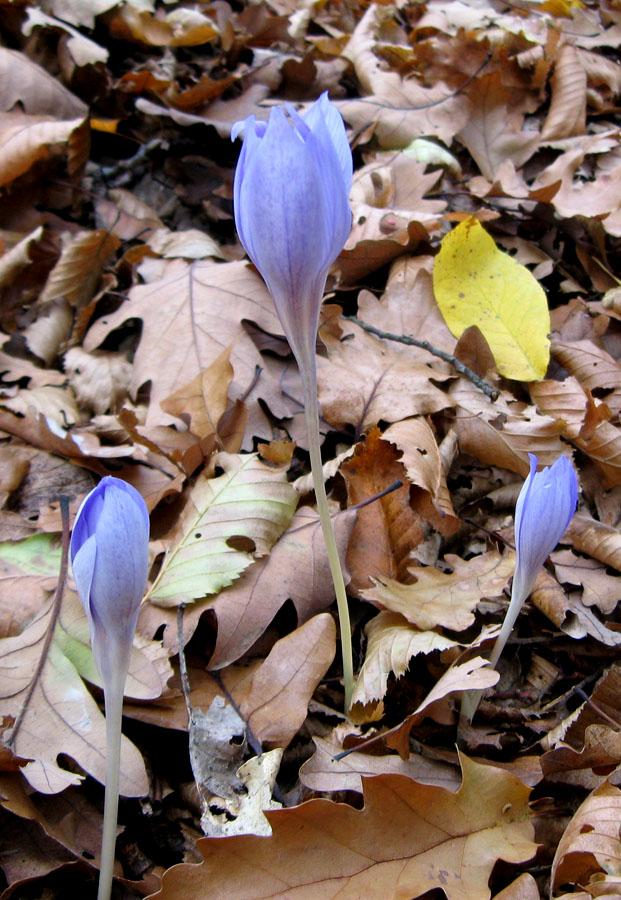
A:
[98,671,126,900]
[301,366,354,710]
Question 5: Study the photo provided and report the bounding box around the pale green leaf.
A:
[147,452,297,607]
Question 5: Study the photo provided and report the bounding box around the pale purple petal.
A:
[513,453,578,600]
[70,476,150,684]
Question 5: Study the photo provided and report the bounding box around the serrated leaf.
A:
[433,217,550,381]
[351,610,459,710]
[147,452,297,607]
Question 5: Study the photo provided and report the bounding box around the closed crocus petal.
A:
[233,92,352,368]
[512,453,578,604]
[71,476,149,684]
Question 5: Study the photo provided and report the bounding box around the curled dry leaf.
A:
[340,5,469,147]
[551,778,621,897]
[382,417,460,532]
[160,345,234,441]
[451,379,566,476]
[207,505,356,670]
[39,229,120,308]
[0,47,87,118]
[151,754,536,900]
[0,111,86,189]
[64,347,133,415]
[566,515,621,573]
[350,610,459,713]
[530,377,621,488]
[340,427,429,593]
[458,72,541,181]
[362,551,515,632]
[542,44,587,141]
[299,732,462,795]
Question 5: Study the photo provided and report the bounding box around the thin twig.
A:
[343,316,499,402]
[8,496,70,747]
[574,686,620,731]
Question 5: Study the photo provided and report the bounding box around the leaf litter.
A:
[0,0,620,898]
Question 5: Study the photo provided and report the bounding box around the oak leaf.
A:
[150,754,536,900]
[363,551,516,632]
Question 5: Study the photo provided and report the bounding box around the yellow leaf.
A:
[433,217,550,381]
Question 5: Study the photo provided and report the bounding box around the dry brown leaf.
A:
[351,610,459,710]
[84,258,290,434]
[23,8,109,69]
[39,229,120,308]
[494,874,541,900]
[567,515,621,573]
[363,551,516,632]
[340,428,428,594]
[340,5,469,148]
[542,724,621,779]
[542,45,587,140]
[552,548,620,615]
[385,658,501,759]
[552,339,621,392]
[160,345,233,441]
[299,730,462,795]
[0,589,158,794]
[0,111,86,189]
[0,48,87,118]
[318,322,452,431]
[451,379,566,476]
[382,417,460,533]
[0,225,45,291]
[2,385,80,431]
[63,347,132,415]
[151,754,536,900]
[234,614,336,749]
[109,4,219,47]
[23,298,73,365]
[208,505,355,669]
[551,779,621,895]
[530,377,621,488]
[458,72,541,180]
[145,227,223,260]
[95,187,162,240]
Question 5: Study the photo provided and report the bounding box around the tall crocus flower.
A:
[233,93,355,708]
[462,454,578,721]
[71,476,149,900]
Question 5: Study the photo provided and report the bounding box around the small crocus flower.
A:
[232,91,353,372]
[70,476,149,900]
[232,93,355,708]
[462,454,578,721]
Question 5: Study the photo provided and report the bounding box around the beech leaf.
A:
[434,218,550,381]
[147,452,297,607]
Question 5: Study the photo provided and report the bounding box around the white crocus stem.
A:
[97,666,128,900]
[301,357,354,710]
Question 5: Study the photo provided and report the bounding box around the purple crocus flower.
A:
[70,475,149,685]
[462,453,578,721]
[489,452,578,669]
[232,91,352,372]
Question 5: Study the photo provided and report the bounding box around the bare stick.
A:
[343,316,499,402]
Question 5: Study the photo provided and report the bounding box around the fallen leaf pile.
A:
[0,1,620,898]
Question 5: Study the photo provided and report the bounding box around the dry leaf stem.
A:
[343,315,498,401]
[7,496,70,749]
[303,368,354,710]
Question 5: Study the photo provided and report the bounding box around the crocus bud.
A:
[462,453,578,721]
[232,91,352,371]
[70,476,150,686]
[489,452,578,669]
